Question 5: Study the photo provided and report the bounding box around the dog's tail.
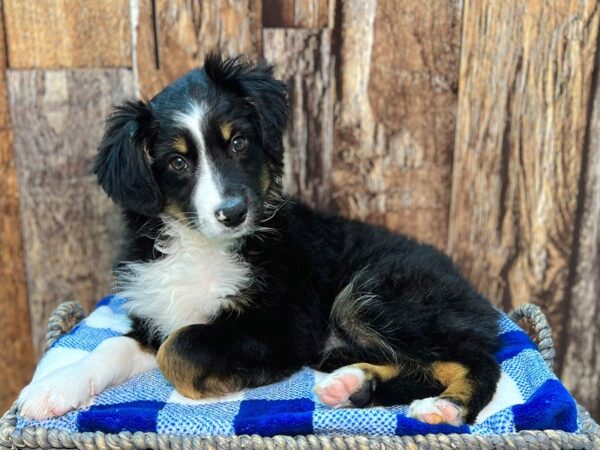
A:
[330,268,398,363]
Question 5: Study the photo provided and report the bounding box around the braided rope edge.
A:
[509,303,556,369]
[1,302,598,450]
[44,301,87,352]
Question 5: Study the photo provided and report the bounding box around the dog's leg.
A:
[314,362,400,407]
[156,323,299,399]
[314,361,445,409]
[408,354,499,425]
[18,336,156,419]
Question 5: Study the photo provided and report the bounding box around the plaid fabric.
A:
[17,295,578,436]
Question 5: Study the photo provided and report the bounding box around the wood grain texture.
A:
[332,0,462,249]
[0,0,34,413]
[448,0,600,375]
[263,0,330,28]
[3,0,131,69]
[560,58,600,419]
[8,70,132,353]
[135,0,262,99]
[264,29,334,210]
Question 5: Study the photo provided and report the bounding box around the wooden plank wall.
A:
[0,0,599,420]
[0,0,35,413]
[448,0,600,417]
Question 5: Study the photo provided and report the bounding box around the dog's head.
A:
[94,54,288,239]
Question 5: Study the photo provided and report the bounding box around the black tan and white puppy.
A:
[18,54,501,425]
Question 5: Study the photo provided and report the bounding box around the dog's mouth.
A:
[200,218,256,240]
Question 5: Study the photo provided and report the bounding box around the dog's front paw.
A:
[17,366,95,419]
[408,397,465,426]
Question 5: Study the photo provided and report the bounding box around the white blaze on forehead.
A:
[174,103,225,237]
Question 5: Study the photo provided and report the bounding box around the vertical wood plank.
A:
[264,29,334,210]
[332,0,462,249]
[0,1,35,412]
[263,0,330,28]
[8,70,133,353]
[448,0,600,392]
[560,58,600,418]
[135,0,262,99]
[4,0,131,68]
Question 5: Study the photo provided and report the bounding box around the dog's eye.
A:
[169,156,189,172]
[232,136,248,153]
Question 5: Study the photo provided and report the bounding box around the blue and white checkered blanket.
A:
[17,295,579,436]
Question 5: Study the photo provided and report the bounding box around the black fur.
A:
[95,54,501,424]
[94,101,162,217]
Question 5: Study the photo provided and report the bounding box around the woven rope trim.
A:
[1,302,598,450]
[44,301,86,352]
[509,304,556,369]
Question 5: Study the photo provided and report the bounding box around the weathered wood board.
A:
[135,0,262,99]
[263,0,330,28]
[3,0,131,69]
[0,0,35,414]
[264,28,334,210]
[560,61,600,419]
[7,70,132,353]
[448,0,600,413]
[332,0,462,249]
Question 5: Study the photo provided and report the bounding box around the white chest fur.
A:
[116,221,251,339]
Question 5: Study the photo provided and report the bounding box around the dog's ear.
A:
[204,53,288,164]
[94,100,163,216]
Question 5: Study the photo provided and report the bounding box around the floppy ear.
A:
[240,65,288,163]
[204,53,288,163]
[94,100,163,216]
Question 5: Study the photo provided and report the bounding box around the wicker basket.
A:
[1,302,599,450]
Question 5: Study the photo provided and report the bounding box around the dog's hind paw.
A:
[314,366,369,408]
[408,397,465,426]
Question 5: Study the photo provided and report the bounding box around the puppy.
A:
[18,54,500,426]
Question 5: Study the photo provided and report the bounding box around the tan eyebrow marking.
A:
[220,122,232,141]
[173,136,188,154]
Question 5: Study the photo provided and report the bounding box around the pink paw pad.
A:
[314,367,366,408]
[408,397,465,426]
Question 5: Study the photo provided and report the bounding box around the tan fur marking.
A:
[157,328,244,399]
[220,123,232,141]
[432,362,473,407]
[157,330,203,399]
[351,363,402,382]
[164,203,184,218]
[260,167,272,194]
[173,136,188,154]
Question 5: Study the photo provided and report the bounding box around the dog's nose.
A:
[215,197,248,227]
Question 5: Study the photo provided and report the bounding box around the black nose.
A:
[215,197,248,228]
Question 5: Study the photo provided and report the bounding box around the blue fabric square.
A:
[96,295,128,313]
[313,407,397,435]
[94,370,174,405]
[52,323,122,351]
[78,400,165,433]
[495,331,538,363]
[234,399,314,436]
[513,379,577,432]
[96,295,116,308]
[157,401,241,435]
[501,349,555,400]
